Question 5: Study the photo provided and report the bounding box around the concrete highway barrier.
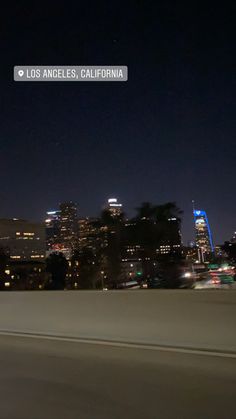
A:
[0,290,235,352]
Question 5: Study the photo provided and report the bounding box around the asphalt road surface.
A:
[0,335,235,419]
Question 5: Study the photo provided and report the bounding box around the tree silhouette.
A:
[45,253,68,290]
[131,202,183,285]
[100,209,124,288]
[76,247,101,289]
[135,202,156,220]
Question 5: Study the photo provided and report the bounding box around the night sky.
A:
[1,2,235,244]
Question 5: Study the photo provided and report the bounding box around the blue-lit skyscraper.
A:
[193,210,214,260]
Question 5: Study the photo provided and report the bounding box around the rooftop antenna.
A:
[192,200,195,214]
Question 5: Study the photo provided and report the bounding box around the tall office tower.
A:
[0,218,45,261]
[157,217,182,256]
[59,202,78,257]
[107,198,123,218]
[78,217,101,255]
[45,210,61,251]
[193,210,214,261]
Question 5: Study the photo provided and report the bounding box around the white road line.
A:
[0,330,236,359]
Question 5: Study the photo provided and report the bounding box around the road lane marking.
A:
[0,330,236,359]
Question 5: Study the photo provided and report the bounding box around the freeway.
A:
[0,335,235,419]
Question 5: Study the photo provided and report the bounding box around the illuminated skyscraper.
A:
[59,202,78,250]
[44,203,78,259]
[193,209,214,260]
[107,198,123,218]
[45,210,61,251]
[157,217,182,256]
[78,217,101,255]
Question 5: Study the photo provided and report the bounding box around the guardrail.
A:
[0,290,235,352]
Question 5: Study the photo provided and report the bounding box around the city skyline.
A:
[0,3,235,418]
[1,3,235,245]
[0,196,233,246]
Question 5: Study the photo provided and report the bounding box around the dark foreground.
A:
[0,335,235,419]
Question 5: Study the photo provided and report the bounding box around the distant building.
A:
[0,219,45,261]
[59,202,78,258]
[59,202,78,241]
[78,217,101,255]
[231,231,236,243]
[120,258,143,282]
[220,231,236,263]
[45,210,61,251]
[156,217,182,256]
[4,260,50,290]
[44,202,78,259]
[184,246,199,263]
[214,245,227,258]
[193,210,214,261]
[107,198,123,218]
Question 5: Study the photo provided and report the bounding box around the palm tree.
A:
[135,202,156,220]
[77,247,101,289]
[45,253,69,290]
[154,202,183,223]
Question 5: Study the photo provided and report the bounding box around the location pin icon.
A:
[18,70,24,77]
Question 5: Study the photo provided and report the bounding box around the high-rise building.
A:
[107,198,123,218]
[193,210,214,260]
[0,219,45,261]
[45,210,61,251]
[59,202,78,257]
[78,217,101,255]
[157,217,182,256]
